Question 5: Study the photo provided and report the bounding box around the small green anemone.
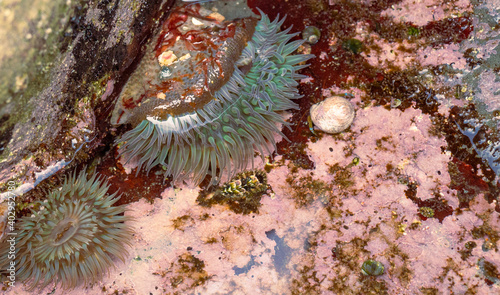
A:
[0,170,133,290]
[117,12,313,186]
[361,259,385,276]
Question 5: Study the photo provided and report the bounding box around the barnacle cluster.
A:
[0,171,133,290]
[197,169,268,214]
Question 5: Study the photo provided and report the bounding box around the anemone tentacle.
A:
[117,12,313,186]
[0,170,134,290]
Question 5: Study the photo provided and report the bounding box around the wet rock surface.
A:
[1,0,500,294]
[0,0,175,198]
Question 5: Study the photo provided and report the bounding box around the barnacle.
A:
[112,4,313,186]
[0,170,133,290]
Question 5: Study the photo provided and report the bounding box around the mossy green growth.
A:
[419,206,435,218]
[407,26,420,37]
[286,172,332,207]
[67,72,110,132]
[478,258,500,284]
[459,241,477,260]
[342,38,364,54]
[420,287,439,295]
[470,224,500,248]
[328,162,355,189]
[164,253,213,291]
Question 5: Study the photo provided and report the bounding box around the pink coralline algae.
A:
[3,0,500,294]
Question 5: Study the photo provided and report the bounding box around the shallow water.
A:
[0,0,499,294]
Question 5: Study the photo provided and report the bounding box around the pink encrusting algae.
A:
[6,103,498,294]
[2,0,500,294]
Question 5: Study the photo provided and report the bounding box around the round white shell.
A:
[310,96,355,134]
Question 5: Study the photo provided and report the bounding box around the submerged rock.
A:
[0,0,175,201]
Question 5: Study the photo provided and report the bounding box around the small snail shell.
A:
[302,26,321,45]
[310,96,355,134]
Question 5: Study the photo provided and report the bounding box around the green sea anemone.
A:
[361,259,385,276]
[0,170,133,290]
[113,6,313,186]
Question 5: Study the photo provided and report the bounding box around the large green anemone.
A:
[0,170,133,290]
[116,11,312,186]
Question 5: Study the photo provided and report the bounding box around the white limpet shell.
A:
[310,96,355,134]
